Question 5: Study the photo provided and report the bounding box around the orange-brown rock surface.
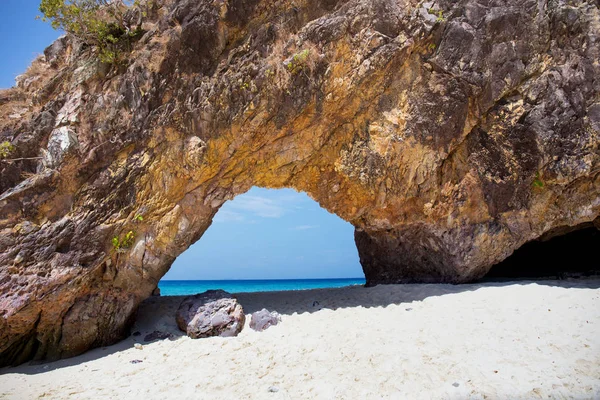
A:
[1,0,599,365]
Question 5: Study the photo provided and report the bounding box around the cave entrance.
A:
[158,187,364,295]
[484,224,600,281]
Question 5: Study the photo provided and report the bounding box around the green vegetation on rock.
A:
[0,141,15,159]
[112,230,136,252]
[38,0,149,64]
[286,49,311,75]
[533,172,545,188]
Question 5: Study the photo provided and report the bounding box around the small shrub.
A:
[38,0,147,64]
[0,141,15,159]
[264,39,319,92]
[533,172,544,188]
[112,230,136,252]
[286,49,311,75]
[427,8,446,22]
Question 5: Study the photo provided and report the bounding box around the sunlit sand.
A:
[1,279,599,399]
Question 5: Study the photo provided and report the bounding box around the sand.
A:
[1,279,599,399]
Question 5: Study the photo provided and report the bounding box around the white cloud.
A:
[227,195,286,218]
[214,188,320,222]
[292,225,319,231]
[213,209,245,223]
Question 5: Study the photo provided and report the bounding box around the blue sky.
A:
[0,0,62,89]
[0,1,363,280]
[163,188,363,280]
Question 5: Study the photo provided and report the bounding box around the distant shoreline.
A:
[159,278,366,282]
[158,278,367,296]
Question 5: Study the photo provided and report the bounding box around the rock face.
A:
[250,309,282,332]
[0,0,599,365]
[176,290,245,339]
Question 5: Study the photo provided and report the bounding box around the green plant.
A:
[286,49,311,75]
[134,214,144,222]
[0,141,15,159]
[436,10,445,22]
[38,0,147,64]
[427,8,445,22]
[533,172,544,188]
[112,230,136,251]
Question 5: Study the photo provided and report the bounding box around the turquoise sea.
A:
[158,278,366,296]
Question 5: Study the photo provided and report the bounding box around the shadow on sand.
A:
[3,275,599,376]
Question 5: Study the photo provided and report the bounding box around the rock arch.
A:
[1,0,599,365]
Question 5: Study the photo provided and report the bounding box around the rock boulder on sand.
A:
[176,290,245,339]
[250,309,282,332]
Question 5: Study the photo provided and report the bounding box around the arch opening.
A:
[159,187,365,295]
[484,224,600,281]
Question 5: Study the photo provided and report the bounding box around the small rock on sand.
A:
[250,309,282,332]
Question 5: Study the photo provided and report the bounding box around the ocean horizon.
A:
[158,278,366,296]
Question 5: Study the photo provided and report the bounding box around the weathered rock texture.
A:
[250,309,282,331]
[0,0,599,365]
[176,290,245,338]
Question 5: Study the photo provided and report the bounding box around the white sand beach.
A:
[1,279,599,399]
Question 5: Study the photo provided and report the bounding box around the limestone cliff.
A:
[1,0,599,365]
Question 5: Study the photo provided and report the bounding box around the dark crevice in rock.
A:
[1,312,41,367]
[483,225,600,281]
[55,241,71,254]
